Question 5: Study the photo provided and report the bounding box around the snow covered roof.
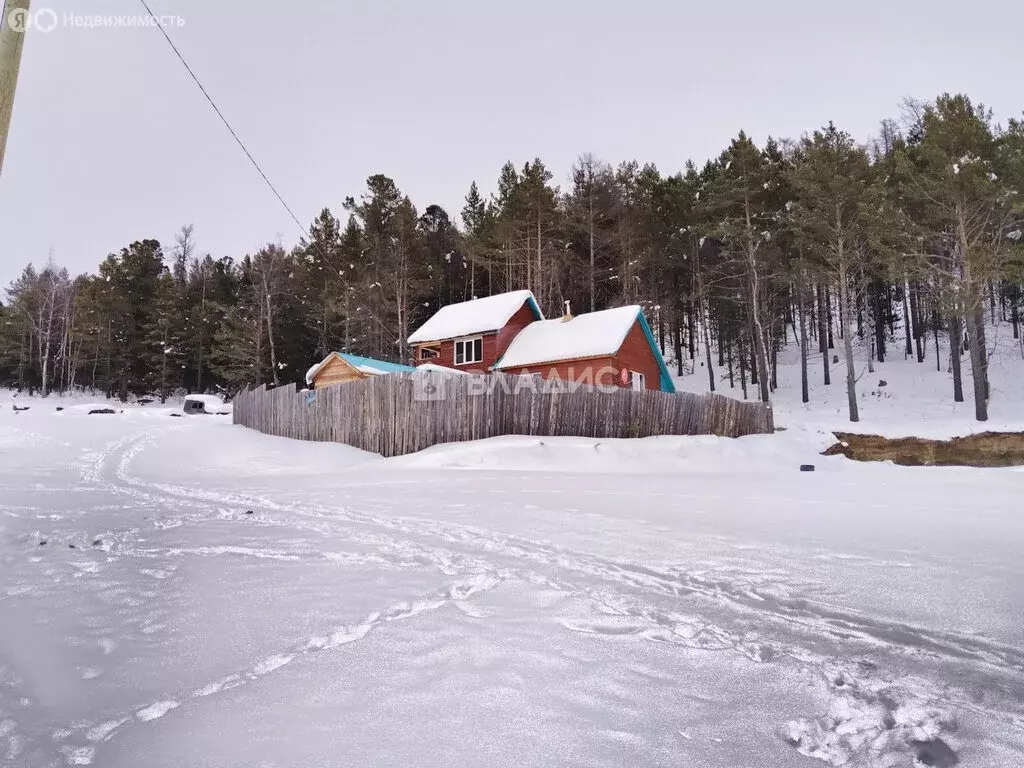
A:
[305,362,323,385]
[494,305,643,369]
[494,305,676,393]
[306,353,414,384]
[414,363,470,375]
[407,290,543,344]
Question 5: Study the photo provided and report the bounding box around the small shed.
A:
[306,352,416,389]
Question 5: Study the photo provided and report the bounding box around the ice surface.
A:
[1,376,1023,766]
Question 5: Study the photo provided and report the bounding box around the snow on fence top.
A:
[407,290,542,344]
[494,305,642,369]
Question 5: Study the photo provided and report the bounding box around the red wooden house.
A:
[407,291,675,393]
[407,290,543,373]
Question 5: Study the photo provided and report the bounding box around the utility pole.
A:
[0,0,30,177]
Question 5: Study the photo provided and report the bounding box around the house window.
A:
[630,371,646,391]
[418,346,439,360]
[454,337,483,365]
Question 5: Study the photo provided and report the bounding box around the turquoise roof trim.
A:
[523,295,544,322]
[634,310,676,393]
[336,353,416,374]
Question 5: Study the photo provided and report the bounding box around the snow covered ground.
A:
[674,323,1024,438]
[1,345,1023,767]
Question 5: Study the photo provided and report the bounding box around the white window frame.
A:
[453,336,483,366]
[630,370,646,391]
[418,345,439,360]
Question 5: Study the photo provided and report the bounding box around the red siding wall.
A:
[413,300,539,372]
[495,303,539,360]
[612,320,662,390]
[501,357,619,387]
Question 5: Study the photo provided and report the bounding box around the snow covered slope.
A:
[1,403,1022,767]
[673,321,1024,438]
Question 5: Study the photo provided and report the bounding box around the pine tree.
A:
[709,132,776,404]
[906,95,1017,421]
[790,123,907,422]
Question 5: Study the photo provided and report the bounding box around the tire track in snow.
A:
[116,436,1024,679]
[95,429,1024,766]
[52,572,503,765]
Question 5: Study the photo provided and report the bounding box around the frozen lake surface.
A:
[1,402,1022,767]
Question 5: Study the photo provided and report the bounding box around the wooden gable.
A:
[311,354,366,389]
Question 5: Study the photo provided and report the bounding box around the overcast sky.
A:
[2,0,1022,287]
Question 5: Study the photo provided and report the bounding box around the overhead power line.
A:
[135,0,308,242]
[134,0,402,345]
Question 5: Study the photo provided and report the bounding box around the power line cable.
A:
[135,0,401,344]
[135,0,311,246]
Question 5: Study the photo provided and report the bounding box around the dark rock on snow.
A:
[913,738,959,767]
[88,408,117,415]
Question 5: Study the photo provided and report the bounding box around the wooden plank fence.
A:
[232,372,774,457]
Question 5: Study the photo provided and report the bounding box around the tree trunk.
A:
[673,321,683,377]
[727,341,734,389]
[948,315,964,402]
[799,282,809,403]
[966,304,988,421]
[872,281,886,363]
[817,283,831,386]
[265,293,280,387]
[738,338,748,400]
[658,310,665,358]
[901,280,913,357]
[817,283,827,355]
[687,301,696,360]
[838,261,859,422]
[825,285,835,348]
[909,282,924,362]
[701,297,715,392]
